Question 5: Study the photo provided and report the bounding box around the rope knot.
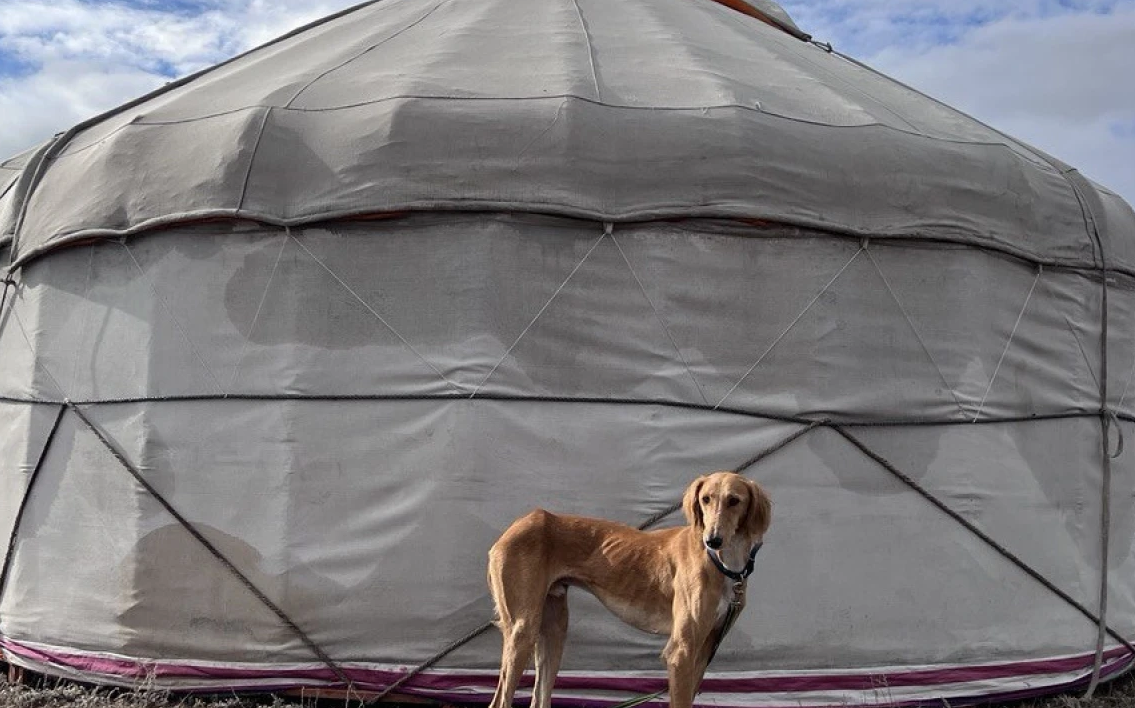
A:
[1104,408,1125,459]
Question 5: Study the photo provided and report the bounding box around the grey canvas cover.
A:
[1,0,1134,706]
[2,0,1134,271]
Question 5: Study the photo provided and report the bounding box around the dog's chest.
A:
[591,591,672,635]
[716,584,733,620]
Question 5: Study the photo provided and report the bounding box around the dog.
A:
[487,471,772,708]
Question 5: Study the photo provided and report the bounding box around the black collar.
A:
[706,541,763,582]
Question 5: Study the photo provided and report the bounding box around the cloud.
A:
[781,0,1124,55]
[0,0,350,157]
[858,2,1135,205]
[0,57,162,153]
[0,1,230,74]
[0,0,225,154]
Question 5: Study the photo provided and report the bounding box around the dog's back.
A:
[489,509,681,633]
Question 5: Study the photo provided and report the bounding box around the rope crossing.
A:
[0,230,1127,696]
[832,425,1135,657]
[0,29,1125,697]
[62,401,355,690]
[370,422,820,705]
[0,404,66,607]
[637,420,825,532]
[2,399,1131,700]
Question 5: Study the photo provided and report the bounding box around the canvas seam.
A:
[568,0,603,102]
[235,106,273,215]
[283,1,446,109]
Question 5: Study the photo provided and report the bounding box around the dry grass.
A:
[1020,674,1135,708]
[0,679,286,708]
[2,671,1135,708]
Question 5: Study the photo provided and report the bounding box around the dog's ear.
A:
[742,478,772,539]
[682,475,707,530]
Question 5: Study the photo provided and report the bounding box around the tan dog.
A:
[487,472,772,708]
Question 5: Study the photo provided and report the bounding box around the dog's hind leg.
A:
[488,545,546,708]
[489,613,540,708]
[530,587,569,708]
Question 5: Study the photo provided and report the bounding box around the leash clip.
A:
[730,580,745,606]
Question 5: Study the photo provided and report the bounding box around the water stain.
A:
[808,426,940,497]
[114,523,347,661]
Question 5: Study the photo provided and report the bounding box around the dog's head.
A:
[682,471,771,549]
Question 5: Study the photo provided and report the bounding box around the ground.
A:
[3,674,1135,708]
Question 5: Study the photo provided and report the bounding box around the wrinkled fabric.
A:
[1,0,1134,703]
[0,0,1131,270]
[0,222,1131,705]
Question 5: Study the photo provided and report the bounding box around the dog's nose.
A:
[706,536,723,550]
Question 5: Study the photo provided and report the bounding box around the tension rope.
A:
[64,400,354,691]
[3,400,1131,701]
[0,404,66,607]
[368,421,820,705]
[0,214,1127,698]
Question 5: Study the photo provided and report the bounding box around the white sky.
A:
[1,0,1133,205]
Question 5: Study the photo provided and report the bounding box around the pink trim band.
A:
[3,637,1131,708]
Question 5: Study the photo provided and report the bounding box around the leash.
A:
[705,542,762,664]
[607,542,764,708]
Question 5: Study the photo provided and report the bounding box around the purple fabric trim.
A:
[353,655,1135,708]
[401,655,1135,708]
[3,637,1130,707]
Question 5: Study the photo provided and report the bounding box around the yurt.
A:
[1,0,1134,705]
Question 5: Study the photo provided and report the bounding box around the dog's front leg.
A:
[662,593,715,708]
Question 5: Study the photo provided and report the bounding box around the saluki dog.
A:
[487,471,772,708]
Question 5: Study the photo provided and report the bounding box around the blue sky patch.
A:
[146,57,181,78]
[0,46,38,80]
[1111,118,1135,140]
[79,0,222,16]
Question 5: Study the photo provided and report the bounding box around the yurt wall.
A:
[1,0,1135,704]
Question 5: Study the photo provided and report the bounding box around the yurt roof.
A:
[1,0,1133,271]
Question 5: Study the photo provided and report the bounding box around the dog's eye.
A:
[701,495,710,505]
[727,496,740,507]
